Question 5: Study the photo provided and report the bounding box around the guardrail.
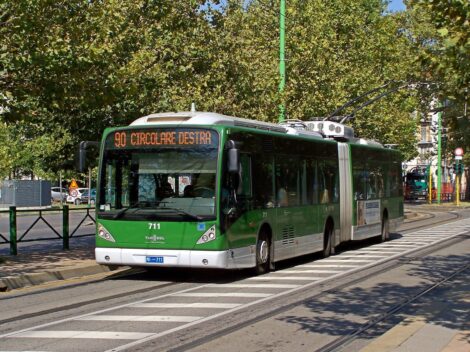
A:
[0,206,96,255]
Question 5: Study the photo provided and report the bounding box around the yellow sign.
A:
[70,179,79,189]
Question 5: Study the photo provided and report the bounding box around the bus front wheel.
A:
[254,233,270,275]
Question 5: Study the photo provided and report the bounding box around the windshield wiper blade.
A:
[112,202,143,219]
[157,207,203,221]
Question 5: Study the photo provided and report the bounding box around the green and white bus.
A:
[94,112,403,273]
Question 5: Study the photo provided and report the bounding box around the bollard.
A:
[9,206,17,255]
[62,205,69,250]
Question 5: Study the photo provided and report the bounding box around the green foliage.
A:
[406,0,469,160]
[407,0,469,98]
[0,121,73,179]
[2,0,465,177]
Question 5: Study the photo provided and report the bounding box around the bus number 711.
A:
[149,223,161,230]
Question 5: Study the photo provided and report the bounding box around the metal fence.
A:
[0,206,95,255]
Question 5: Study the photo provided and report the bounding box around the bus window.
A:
[367,163,384,200]
[238,154,252,197]
[276,156,299,207]
[318,160,338,203]
[252,154,274,208]
[353,164,366,200]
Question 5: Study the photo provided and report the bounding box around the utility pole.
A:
[279,0,286,122]
[437,106,442,204]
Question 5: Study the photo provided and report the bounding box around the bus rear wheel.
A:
[381,216,390,242]
[253,233,270,275]
[322,224,333,258]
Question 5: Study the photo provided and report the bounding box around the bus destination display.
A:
[111,129,215,149]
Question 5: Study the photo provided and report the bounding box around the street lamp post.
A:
[437,105,442,204]
[279,0,286,123]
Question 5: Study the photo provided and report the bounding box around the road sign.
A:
[455,147,464,156]
[70,179,79,189]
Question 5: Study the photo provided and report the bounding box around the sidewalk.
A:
[0,237,125,292]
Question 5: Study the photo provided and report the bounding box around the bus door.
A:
[352,156,382,240]
[338,143,353,242]
[274,156,304,259]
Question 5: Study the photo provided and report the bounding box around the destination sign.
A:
[108,128,217,149]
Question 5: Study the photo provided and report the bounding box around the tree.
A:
[1,0,444,176]
[406,0,469,99]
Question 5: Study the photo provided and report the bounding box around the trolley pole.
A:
[278,0,286,123]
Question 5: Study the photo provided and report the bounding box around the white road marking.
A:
[207,283,299,288]
[334,254,390,258]
[396,240,433,244]
[375,244,420,247]
[77,315,201,322]
[299,264,358,268]
[174,292,272,298]
[320,259,376,263]
[10,330,153,340]
[247,276,322,281]
[279,269,342,274]
[352,249,403,253]
[131,303,242,309]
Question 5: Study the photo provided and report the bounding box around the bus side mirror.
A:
[79,141,100,172]
[227,140,240,174]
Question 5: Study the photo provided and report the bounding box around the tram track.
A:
[399,209,461,233]
[1,209,468,352]
[165,232,470,352]
[161,228,470,352]
[0,210,464,327]
[0,280,183,326]
[314,260,470,352]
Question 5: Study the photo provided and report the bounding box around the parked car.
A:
[66,188,88,205]
[81,189,97,205]
[51,187,68,202]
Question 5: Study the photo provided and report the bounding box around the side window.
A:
[300,160,308,205]
[353,164,366,200]
[307,159,318,205]
[238,153,252,197]
[252,154,274,208]
[275,156,300,207]
[367,162,384,199]
[319,160,339,203]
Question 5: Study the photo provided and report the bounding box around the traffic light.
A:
[454,162,464,175]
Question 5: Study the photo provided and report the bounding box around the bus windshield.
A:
[98,128,219,221]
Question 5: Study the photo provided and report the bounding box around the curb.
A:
[0,264,123,292]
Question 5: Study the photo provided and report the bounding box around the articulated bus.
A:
[93,112,403,273]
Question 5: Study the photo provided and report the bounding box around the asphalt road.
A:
[0,209,469,352]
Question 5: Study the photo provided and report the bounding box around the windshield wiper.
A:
[111,202,146,219]
[157,207,203,221]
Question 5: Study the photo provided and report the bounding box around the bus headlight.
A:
[196,225,216,244]
[98,224,116,243]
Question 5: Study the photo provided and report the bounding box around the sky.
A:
[388,0,406,12]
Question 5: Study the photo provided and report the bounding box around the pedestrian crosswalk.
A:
[2,217,469,352]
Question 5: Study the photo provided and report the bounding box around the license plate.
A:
[146,256,164,264]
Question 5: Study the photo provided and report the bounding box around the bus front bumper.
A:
[95,247,255,269]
